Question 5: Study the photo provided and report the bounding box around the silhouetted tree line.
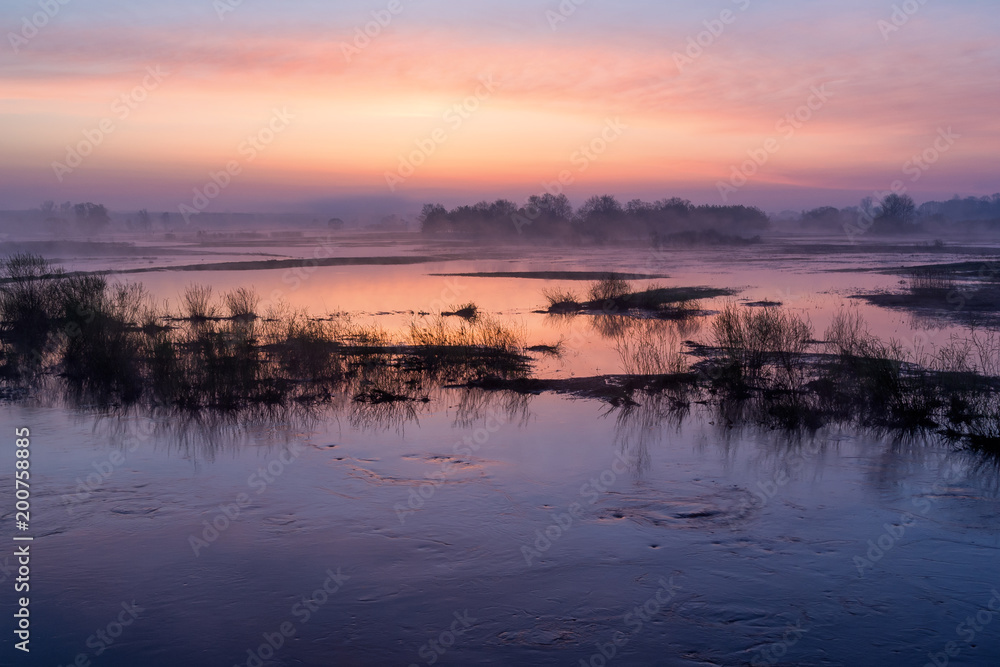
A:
[31,201,176,234]
[798,193,1000,235]
[420,194,770,240]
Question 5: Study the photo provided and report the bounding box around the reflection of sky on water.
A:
[3,386,999,665]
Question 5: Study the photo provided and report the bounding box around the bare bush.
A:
[182,284,217,320]
[588,273,631,303]
[224,287,260,319]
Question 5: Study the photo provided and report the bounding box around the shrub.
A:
[588,273,631,304]
[542,288,581,313]
[614,319,689,375]
[712,302,812,387]
[224,287,260,319]
[182,284,217,320]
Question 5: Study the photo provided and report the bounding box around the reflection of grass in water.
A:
[0,254,530,411]
[224,286,260,319]
[542,275,732,316]
[613,319,692,376]
[441,302,479,321]
[712,300,812,389]
[908,269,956,293]
[181,283,217,320]
[542,287,582,313]
[6,254,1000,456]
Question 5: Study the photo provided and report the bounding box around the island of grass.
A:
[429,271,670,281]
[4,255,1000,456]
[542,274,734,316]
[853,261,1000,323]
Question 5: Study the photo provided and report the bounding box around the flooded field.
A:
[3,230,1000,666]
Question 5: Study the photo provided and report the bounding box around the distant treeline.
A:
[419,195,769,240]
[420,192,1000,240]
[797,193,1000,235]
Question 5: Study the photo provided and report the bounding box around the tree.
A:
[419,204,448,233]
[74,202,110,234]
[526,194,572,222]
[874,194,916,231]
[578,195,624,222]
[800,206,842,229]
[137,209,151,230]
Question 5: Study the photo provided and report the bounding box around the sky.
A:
[0,0,998,215]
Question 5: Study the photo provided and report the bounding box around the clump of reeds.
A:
[0,253,61,352]
[0,258,536,410]
[588,273,631,304]
[908,269,955,292]
[224,287,259,320]
[711,301,812,387]
[613,319,689,376]
[182,284,217,320]
[542,288,582,313]
[408,313,528,380]
[823,308,940,427]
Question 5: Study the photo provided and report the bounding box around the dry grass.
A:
[588,273,632,304]
[224,287,260,319]
[613,319,689,375]
[181,284,217,320]
[542,288,582,312]
[712,301,812,386]
[908,270,955,292]
[409,313,525,354]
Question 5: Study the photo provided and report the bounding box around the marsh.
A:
[3,229,1000,666]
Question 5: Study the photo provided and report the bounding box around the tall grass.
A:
[542,288,581,313]
[0,253,60,350]
[0,259,531,408]
[908,270,955,292]
[711,301,812,387]
[224,287,259,319]
[588,273,631,304]
[613,319,689,375]
[182,284,217,320]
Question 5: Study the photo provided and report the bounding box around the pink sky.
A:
[1,1,997,214]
